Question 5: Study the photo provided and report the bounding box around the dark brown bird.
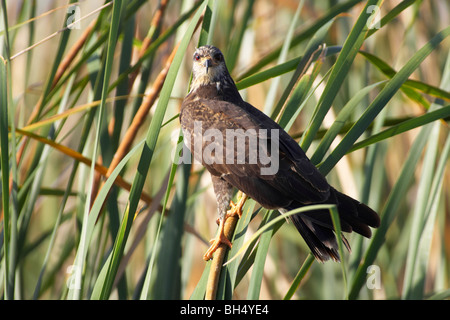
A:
[180,45,380,262]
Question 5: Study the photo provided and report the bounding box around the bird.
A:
[180,45,380,262]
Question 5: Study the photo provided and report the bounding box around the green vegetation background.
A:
[0,0,449,300]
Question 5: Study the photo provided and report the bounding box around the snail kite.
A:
[180,45,380,262]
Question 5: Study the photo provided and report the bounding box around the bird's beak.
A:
[204,58,212,74]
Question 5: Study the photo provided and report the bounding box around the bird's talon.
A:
[203,216,234,261]
[226,193,248,219]
[208,234,232,248]
[203,232,232,261]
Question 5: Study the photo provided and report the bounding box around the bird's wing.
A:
[183,98,330,204]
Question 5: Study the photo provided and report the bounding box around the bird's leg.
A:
[204,178,248,261]
[203,216,232,261]
[225,191,248,219]
[203,193,248,260]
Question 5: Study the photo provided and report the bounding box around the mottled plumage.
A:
[180,45,380,262]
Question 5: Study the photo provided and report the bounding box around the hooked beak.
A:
[204,58,212,74]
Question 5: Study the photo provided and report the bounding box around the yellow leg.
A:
[226,192,248,219]
[203,192,248,261]
[203,217,231,261]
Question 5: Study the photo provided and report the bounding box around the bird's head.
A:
[190,45,232,92]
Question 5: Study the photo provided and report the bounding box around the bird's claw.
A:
[203,231,232,261]
[226,192,248,219]
[203,216,232,260]
[203,192,248,261]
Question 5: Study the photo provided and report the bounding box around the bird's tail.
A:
[287,188,380,262]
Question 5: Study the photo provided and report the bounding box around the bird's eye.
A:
[214,53,223,61]
[194,53,201,61]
